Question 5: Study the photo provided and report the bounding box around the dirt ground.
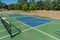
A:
[1,10,60,20]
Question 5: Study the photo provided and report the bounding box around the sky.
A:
[1,0,18,5]
[1,0,39,5]
[1,0,54,5]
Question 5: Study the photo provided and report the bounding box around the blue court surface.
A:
[16,16,53,27]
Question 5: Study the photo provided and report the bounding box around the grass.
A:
[0,14,60,40]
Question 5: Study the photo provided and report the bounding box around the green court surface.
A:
[0,14,60,40]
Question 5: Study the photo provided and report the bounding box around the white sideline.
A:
[16,18,59,40]
[34,28,59,40]
[0,28,32,40]
[1,14,59,40]
[0,19,55,33]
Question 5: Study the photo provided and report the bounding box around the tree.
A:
[37,0,44,10]
[17,0,28,10]
[29,0,36,10]
[16,4,22,10]
[52,0,58,10]
[0,2,3,8]
[44,0,52,10]
[18,0,22,4]
[8,4,15,10]
[56,4,60,10]
[58,0,60,3]
[16,0,22,10]
[22,2,28,11]
[55,0,60,10]
[22,0,27,4]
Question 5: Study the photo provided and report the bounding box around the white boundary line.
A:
[0,15,33,39]
[0,28,32,40]
[14,17,60,40]
[0,17,56,33]
[15,17,55,28]
[0,20,55,32]
[1,14,59,40]
[0,15,29,32]
[34,28,59,40]
[35,20,55,28]
[5,13,55,28]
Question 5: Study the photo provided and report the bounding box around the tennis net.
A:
[0,16,21,38]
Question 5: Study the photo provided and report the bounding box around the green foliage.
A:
[17,0,22,10]
[16,4,22,10]
[56,3,60,10]
[52,0,58,10]
[18,0,22,4]
[37,0,44,10]
[22,0,27,4]
[0,2,3,8]
[22,2,28,11]
[3,0,60,10]
[8,4,15,10]
[44,0,52,10]
[29,0,36,10]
